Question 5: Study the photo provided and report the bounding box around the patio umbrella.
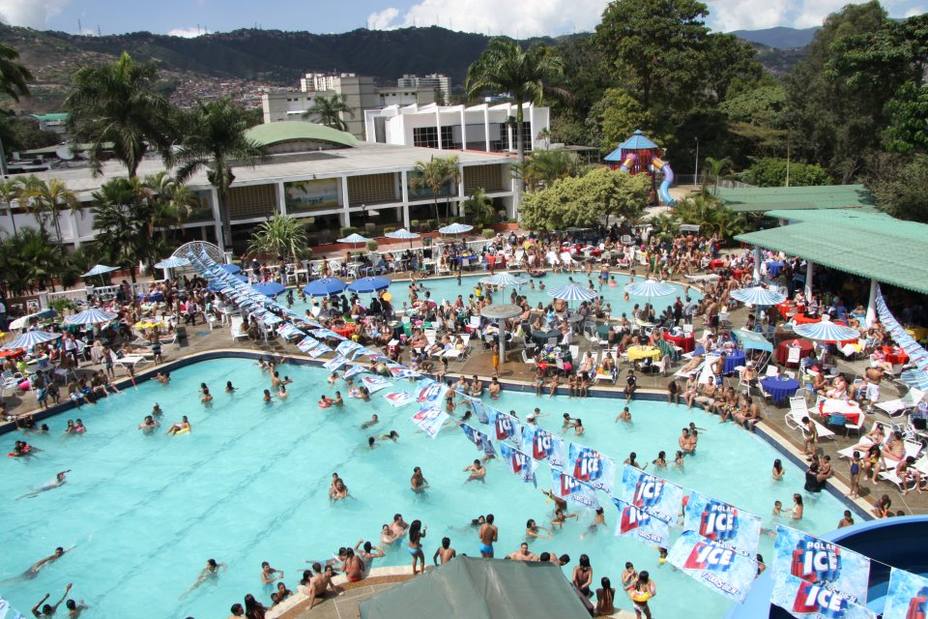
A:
[220,263,242,274]
[899,369,928,391]
[9,309,57,331]
[347,276,391,293]
[730,286,786,306]
[793,317,860,342]
[253,282,286,298]
[547,283,599,302]
[438,223,473,236]
[481,272,529,289]
[64,308,118,326]
[81,264,119,278]
[2,330,61,350]
[384,227,421,248]
[303,277,347,297]
[624,279,676,298]
[154,256,191,269]
[337,233,371,249]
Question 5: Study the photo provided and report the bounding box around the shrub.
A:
[482,228,495,239]
[339,226,358,237]
[423,236,433,247]
[366,240,379,251]
[383,226,396,235]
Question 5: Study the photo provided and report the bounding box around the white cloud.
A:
[167,27,206,38]
[367,7,400,30]
[905,6,926,17]
[0,0,69,28]
[707,0,926,31]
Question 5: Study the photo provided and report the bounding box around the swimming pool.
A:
[291,271,701,318]
[1,357,850,618]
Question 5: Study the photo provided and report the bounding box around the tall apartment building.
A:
[397,74,451,104]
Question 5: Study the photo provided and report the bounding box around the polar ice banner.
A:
[876,568,928,619]
[771,574,876,619]
[486,408,522,445]
[619,465,684,525]
[550,467,600,510]
[410,406,448,439]
[611,496,672,547]
[469,399,490,424]
[567,442,616,493]
[521,425,566,468]
[683,490,762,557]
[416,379,447,406]
[771,526,871,604]
[461,423,497,458]
[667,530,757,602]
[499,442,537,486]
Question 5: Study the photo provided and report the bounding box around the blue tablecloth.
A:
[766,260,785,277]
[761,376,800,404]
[724,350,746,374]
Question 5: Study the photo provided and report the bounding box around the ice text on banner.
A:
[667,530,757,602]
[771,526,871,604]
[620,465,684,525]
[550,467,600,510]
[568,442,616,493]
[683,490,762,557]
[771,574,876,619]
[499,442,537,486]
[611,496,672,547]
[883,568,928,619]
[410,406,448,439]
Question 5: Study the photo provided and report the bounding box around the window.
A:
[412,126,455,149]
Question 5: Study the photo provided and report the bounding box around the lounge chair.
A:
[230,316,248,342]
[785,397,835,441]
[875,388,925,418]
[114,355,150,375]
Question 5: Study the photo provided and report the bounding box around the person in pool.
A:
[361,414,379,429]
[407,520,427,575]
[464,459,486,482]
[379,431,399,442]
[478,514,498,557]
[260,561,284,585]
[410,466,428,492]
[167,416,191,436]
[616,406,632,423]
[139,416,159,433]
[225,381,235,393]
[333,391,344,407]
[32,583,72,618]
[277,383,288,399]
[23,547,70,578]
[18,472,70,500]
[318,394,334,408]
[151,403,163,417]
[181,559,224,598]
[201,387,213,405]
[263,389,272,404]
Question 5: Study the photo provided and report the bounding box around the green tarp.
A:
[359,557,591,619]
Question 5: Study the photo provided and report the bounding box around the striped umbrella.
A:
[481,272,529,289]
[337,233,371,246]
[2,330,61,350]
[81,264,119,277]
[438,223,473,235]
[730,286,786,306]
[900,369,928,392]
[547,283,599,302]
[624,278,676,298]
[793,318,860,342]
[154,256,191,269]
[384,228,420,240]
[64,308,118,325]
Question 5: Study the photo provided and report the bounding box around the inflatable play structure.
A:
[605,129,675,206]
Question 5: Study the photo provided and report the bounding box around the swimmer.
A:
[74,419,86,433]
[562,413,575,429]
[542,488,568,512]
[318,394,334,408]
[507,542,538,561]
[574,418,585,436]
[580,507,606,539]
[263,389,272,403]
[772,500,782,517]
[525,518,549,539]
[261,561,284,585]
[333,391,344,406]
[381,524,399,545]
[551,506,578,529]
[367,436,378,449]
[18,470,71,501]
[327,372,339,385]
[139,416,160,433]
[652,451,667,469]
[616,406,632,423]
[277,384,288,399]
[433,537,457,565]
[225,381,235,393]
[624,452,646,469]
[464,459,486,482]
[390,513,409,538]
[151,403,163,417]
[22,546,71,578]
[31,583,72,618]
[201,388,213,405]
[478,514,498,557]
[166,416,191,436]
[180,559,224,599]
[379,431,399,442]
[673,451,685,469]
[361,414,379,429]
[155,371,170,384]
[411,466,428,492]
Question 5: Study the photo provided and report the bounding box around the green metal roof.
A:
[30,112,69,122]
[244,120,358,148]
[735,210,928,294]
[719,184,875,213]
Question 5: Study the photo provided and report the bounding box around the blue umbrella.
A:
[220,263,242,274]
[2,330,61,350]
[347,276,391,293]
[254,281,286,298]
[81,264,119,278]
[154,256,191,269]
[64,308,118,326]
[547,283,599,302]
[303,277,347,297]
[384,228,420,240]
[730,286,786,306]
[793,319,860,342]
[438,222,473,235]
[624,279,676,298]
[900,369,928,391]
[209,274,246,292]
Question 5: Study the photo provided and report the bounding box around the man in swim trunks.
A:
[433,537,457,565]
[478,513,498,557]
[361,414,379,429]
[19,472,70,500]
[507,542,538,561]
[32,583,72,617]
[25,547,69,578]
[410,466,428,492]
[464,459,486,482]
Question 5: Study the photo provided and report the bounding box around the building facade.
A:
[397,74,451,105]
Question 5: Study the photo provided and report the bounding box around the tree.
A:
[20,176,80,244]
[0,228,65,294]
[303,93,353,132]
[248,214,309,262]
[586,88,654,154]
[466,38,567,199]
[0,42,32,101]
[703,156,731,195]
[867,153,928,223]
[65,52,175,177]
[409,155,461,223]
[171,98,265,250]
[742,158,832,187]
[517,149,582,191]
[144,172,199,241]
[0,115,60,152]
[674,192,747,240]
[462,188,496,228]
[0,178,22,235]
[884,82,928,154]
[91,177,155,281]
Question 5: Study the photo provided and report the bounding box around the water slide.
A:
[619,153,637,173]
[651,157,676,206]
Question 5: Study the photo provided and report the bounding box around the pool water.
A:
[291,271,701,317]
[0,358,849,618]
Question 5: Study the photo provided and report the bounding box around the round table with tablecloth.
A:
[760,376,800,404]
[626,345,661,362]
[775,338,813,366]
[708,259,725,270]
[791,314,822,325]
[723,350,746,374]
[881,345,910,365]
[332,324,357,338]
[766,260,785,277]
[663,332,695,353]
[776,301,805,320]
[817,398,862,425]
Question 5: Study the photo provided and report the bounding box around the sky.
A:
[0,0,924,38]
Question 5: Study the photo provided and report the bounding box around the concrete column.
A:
[804,260,814,303]
[753,246,761,282]
[460,106,467,151]
[436,110,443,150]
[483,107,490,152]
[209,187,224,251]
[400,170,411,229]
[506,123,513,153]
[866,279,879,327]
[528,103,535,153]
[457,164,466,217]
[340,176,351,228]
[276,181,287,215]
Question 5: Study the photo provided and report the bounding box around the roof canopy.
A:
[718,184,875,213]
[735,209,928,294]
[359,557,590,619]
[244,120,358,148]
[605,129,659,161]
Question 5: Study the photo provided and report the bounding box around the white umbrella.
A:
[64,308,118,326]
[438,222,473,235]
[154,256,191,269]
[8,309,57,331]
[480,272,529,289]
[547,283,599,302]
[793,317,860,342]
[730,286,786,306]
[384,228,420,240]
[337,233,371,246]
[2,330,61,350]
[81,264,119,278]
[624,278,676,298]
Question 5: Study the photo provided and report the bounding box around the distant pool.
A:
[0,357,849,618]
[292,271,701,317]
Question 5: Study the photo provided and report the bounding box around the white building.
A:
[364,102,550,154]
[397,74,451,105]
[261,90,318,124]
[377,86,436,108]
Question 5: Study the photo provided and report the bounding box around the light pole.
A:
[693,137,699,188]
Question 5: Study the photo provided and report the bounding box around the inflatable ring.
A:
[319,402,332,409]
[174,428,190,436]
[631,592,651,603]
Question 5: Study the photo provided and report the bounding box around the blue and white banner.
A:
[611,496,672,547]
[667,530,758,602]
[310,327,343,340]
[360,375,392,393]
[550,467,600,510]
[336,340,362,357]
[410,406,448,439]
[771,574,876,619]
[619,465,685,525]
[343,364,366,379]
[521,425,567,468]
[469,399,490,424]
[383,391,415,407]
[567,442,617,494]
[323,355,348,371]
[307,343,331,358]
[499,442,536,486]
[883,568,928,619]
[486,408,522,445]
[683,490,762,557]
[297,336,320,353]
[0,597,24,619]
[772,526,871,604]
[416,380,447,406]
[388,364,419,378]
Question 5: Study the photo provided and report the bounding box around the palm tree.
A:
[703,156,732,196]
[248,214,309,262]
[65,52,175,177]
[518,149,581,191]
[303,93,353,132]
[144,172,198,241]
[0,43,32,101]
[0,178,22,234]
[0,228,65,294]
[170,98,265,250]
[462,188,496,228]
[20,176,80,244]
[409,156,461,224]
[466,38,568,199]
[91,177,155,282]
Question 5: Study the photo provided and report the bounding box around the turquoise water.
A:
[0,358,850,618]
[293,271,701,316]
